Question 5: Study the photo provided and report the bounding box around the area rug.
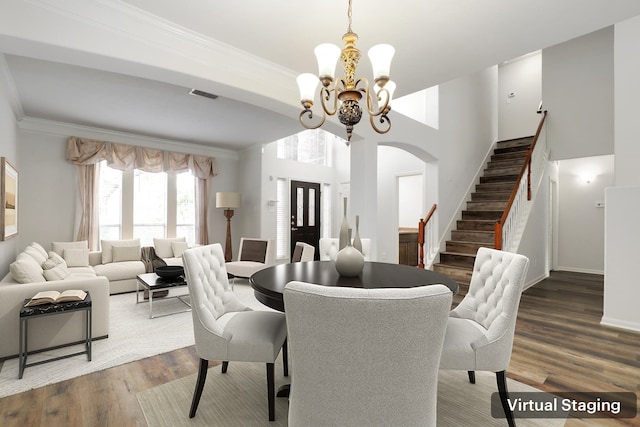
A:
[0,281,265,397]
[137,361,565,427]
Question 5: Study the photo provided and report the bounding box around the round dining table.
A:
[250,260,459,312]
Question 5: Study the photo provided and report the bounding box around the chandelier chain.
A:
[347,0,353,33]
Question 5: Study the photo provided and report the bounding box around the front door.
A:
[290,180,321,260]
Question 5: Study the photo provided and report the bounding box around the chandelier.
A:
[296,0,396,142]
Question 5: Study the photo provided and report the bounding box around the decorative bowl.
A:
[155,266,184,278]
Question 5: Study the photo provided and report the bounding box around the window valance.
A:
[66,136,217,179]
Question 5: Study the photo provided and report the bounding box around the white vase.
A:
[353,215,363,254]
[338,197,350,250]
[335,231,364,277]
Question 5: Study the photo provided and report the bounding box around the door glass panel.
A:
[308,188,315,227]
[297,187,304,226]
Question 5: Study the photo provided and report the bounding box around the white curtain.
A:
[66,136,217,246]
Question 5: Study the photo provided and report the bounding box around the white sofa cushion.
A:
[52,240,88,257]
[63,248,90,267]
[171,241,189,257]
[101,239,140,264]
[10,253,46,283]
[153,237,186,258]
[43,265,71,281]
[24,244,47,265]
[93,260,145,282]
[44,251,67,269]
[112,245,140,262]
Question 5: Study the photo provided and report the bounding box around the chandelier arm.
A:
[357,78,390,117]
[299,106,326,130]
[369,111,392,134]
[320,86,339,116]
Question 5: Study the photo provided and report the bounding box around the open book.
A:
[25,290,87,307]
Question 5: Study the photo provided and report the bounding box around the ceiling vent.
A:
[189,89,219,100]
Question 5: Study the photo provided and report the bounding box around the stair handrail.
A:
[495,111,548,251]
[418,203,437,268]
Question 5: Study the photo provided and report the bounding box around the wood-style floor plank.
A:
[0,271,638,426]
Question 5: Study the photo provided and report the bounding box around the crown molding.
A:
[18,116,240,160]
[0,53,25,121]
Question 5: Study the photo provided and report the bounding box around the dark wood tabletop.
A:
[249,260,459,312]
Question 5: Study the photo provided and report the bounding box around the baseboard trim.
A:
[555,266,604,275]
[523,272,549,290]
[600,316,640,333]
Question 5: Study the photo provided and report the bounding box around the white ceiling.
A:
[3,0,640,150]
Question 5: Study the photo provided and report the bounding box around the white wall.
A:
[376,146,425,262]
[602,15,640,332]
[498,52,542,141]
[556,155,613,274]
[542,27,614,161]
[0,56,19,277]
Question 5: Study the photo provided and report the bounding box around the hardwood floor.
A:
[0,271,638,426]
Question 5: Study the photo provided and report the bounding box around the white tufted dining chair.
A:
[439,247,529,427]
[284,281,452,427]
[182,243,288,422]
[291,242,315,262]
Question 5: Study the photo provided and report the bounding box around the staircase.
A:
[433,136,533,296]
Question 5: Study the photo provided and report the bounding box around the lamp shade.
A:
[314,43,341,80]
[368,44,395,81]
[216,192,241,209]
[297,73,320,103]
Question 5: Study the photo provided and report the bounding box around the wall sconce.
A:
[216,192,241,262]
[581,174,595,184]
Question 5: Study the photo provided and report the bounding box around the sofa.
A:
[0,242,110,359]
[0,238,188,359]
[89,237,186,294]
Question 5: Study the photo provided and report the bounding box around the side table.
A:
[19,292,92,379]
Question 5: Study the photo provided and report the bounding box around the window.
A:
[133,170,167,246]
[276,129,342,166]
[98,161,196,247]
[176,172,196,244]
[98,163,122,240]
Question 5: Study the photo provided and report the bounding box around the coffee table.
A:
[136,273,190,319]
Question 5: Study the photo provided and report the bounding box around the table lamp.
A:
[216,192,241,262]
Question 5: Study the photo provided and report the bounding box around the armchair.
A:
[439,247,529,427]
[225,238,275,279]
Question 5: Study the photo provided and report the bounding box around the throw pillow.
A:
[112,244,140,262]
[101,239,140,264]
[47,251,67,267]
[171,241,189,258]
[63,248,90,267]
[24,245,47,266]
[52,241,88,257]
[10,253,46,283]
[29,242,49,261]
[43,265,71,281]
[153,237,186,258]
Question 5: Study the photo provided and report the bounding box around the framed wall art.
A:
[1,157,18,240]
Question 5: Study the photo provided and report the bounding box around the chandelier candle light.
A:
[296,0,396,142]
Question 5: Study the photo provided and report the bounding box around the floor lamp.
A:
[216,192,241,262]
